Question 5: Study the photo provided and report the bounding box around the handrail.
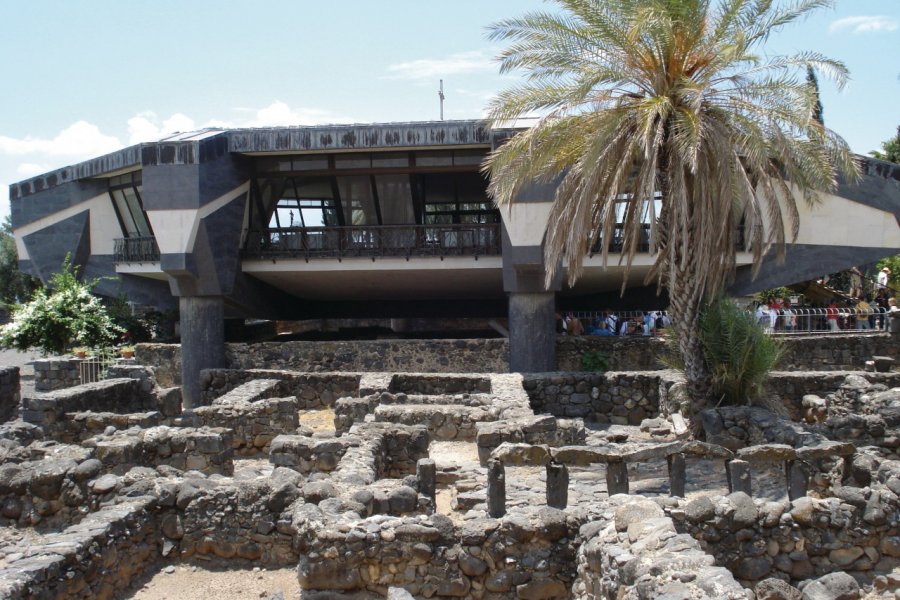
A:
[567,306,894,336]
[241,223,502,259]
[113,237,160,263]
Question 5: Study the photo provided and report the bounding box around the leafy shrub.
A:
[581,350,610,372]
[665,294,784,407]
[0,256,122,355]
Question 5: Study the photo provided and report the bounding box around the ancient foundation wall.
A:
[524,371,666,424]
[670,491,900,585]
[136,333,897,385]
[32,358,81,391]
[0,367,19,423]
[158,470,301,566]
[0,498,159,599]
[294,505,581,598]
[21,378,157,427]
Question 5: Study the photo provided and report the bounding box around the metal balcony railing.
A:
[242,224,502,260]
[113,237,160,263]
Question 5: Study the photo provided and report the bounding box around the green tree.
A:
[665,294,784,407]
[871,126,900,163]
[484,0,857,411]
[876,255,900,290]
[0,256,122,354]
[0,216,41,307]
[806,66,824,126]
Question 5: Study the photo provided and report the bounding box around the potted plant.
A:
[120,345,135,359]
[72,347,88,359]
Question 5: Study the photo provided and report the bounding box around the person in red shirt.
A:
[826,300,840,331]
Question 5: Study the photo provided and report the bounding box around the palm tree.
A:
[484,0,857,411]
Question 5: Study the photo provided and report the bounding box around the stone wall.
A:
[137,333,896,384]
[0,498,159,599]
[47,411,160,444]
[32,357,81,391]
[84,426,234,476]
[158,469,300,566]
[574,497,746,600]
[21,378,157,427]
[669,490,900,585]
[764,371,900,421]
[191,397,299,455]
[138,339,508,383]
[0,366,19,423]
[0,442,100,526]
[293,504,582,598]
[558,333,899,372]
[523,371,666,424]
[199,369,361,407]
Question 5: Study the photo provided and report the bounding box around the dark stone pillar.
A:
[179,296,225,410]
[787,460,809,501]
[726,459,752,496]
[546,461,569,509]
[487,459,506,518]
[508,292,556,372]
[606,459,629,496]
[417,458,436,505]
[668,453,686,497]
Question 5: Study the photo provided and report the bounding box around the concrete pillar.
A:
[179,296,225,410]
[668,453,686,497]
[726,459,752,496]
[546,461,569,509]
[508,292,556,372]
[487,459,506,518]
[787,460,809,501]
[417,458,436,505]
[606,460,629,496]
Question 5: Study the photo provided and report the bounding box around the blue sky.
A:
[1,0,898,222]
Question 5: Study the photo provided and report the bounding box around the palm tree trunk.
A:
[668,254,712,415]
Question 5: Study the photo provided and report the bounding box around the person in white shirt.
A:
[878,267,890,290]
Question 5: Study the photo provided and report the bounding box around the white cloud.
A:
[16,163,49,177]
[127,111,197,144]
[244,100,353,127]
[385,50,496,81]
[0,121,121,157]
[829,15,898,34]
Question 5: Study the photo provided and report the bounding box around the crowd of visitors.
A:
[557,310,670,337]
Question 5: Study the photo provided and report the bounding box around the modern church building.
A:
[9,120,900,406]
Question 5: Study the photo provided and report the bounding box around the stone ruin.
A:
[0,355,898,599]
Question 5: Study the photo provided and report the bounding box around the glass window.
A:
[415,151,453,167]
[374,175,414,225]
[372,153,409,168]
[292,156,329,171]
[337,176,377,225]
[453,149,488,166]
[335,154,371,170]
[108,173,152,238]
[255,156,294,172]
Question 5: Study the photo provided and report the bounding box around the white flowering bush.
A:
[0,256,122,355]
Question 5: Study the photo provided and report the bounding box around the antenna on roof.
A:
[438,80,445,121]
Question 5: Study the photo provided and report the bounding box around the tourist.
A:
[878,267,891,291]
[604,310,618,335]
[592,321,615,336]
[826,300,840,331]
[876,289,890,330]
[856,296,873,330]
[566,312,585,336]
[782,301,796,332]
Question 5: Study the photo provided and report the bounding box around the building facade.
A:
[10,120,900,406]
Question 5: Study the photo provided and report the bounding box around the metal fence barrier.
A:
[564,307,893,336]
[79,354,116,385]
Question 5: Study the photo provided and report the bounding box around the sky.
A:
[1,0,898,223]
